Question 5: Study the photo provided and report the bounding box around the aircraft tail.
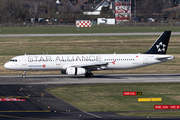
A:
[144,31,171,54]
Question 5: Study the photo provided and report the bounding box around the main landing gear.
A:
[85,71,94,77]
[22,71,26,78]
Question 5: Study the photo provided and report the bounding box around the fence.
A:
[0,22,76,27]
[0,22,180,27]
[117,22,180,27]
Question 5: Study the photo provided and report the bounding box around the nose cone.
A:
[4,62,10,69]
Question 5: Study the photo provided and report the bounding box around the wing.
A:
[62,61,114,70]
[72,61,108,68]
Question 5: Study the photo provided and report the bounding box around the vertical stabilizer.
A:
[144,31,171,54]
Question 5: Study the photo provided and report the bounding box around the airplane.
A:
[4,31,175,78]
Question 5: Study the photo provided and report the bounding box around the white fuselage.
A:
[4,54,174,71]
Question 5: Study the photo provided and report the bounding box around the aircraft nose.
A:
[4,62,10,69]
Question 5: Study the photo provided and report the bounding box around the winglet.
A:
[144,31,171,54]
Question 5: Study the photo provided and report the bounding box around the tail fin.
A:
[144,31,171,54]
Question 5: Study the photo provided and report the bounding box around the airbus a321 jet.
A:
[4,31,175,77]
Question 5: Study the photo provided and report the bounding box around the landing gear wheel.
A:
[85,72,94,77]
[22,75,26,78]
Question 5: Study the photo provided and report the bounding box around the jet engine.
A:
[61,67,86,75]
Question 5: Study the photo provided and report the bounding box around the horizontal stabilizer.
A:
[156,55,175,61]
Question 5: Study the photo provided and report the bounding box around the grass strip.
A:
[117,111,180,117]
[47,83,180,112]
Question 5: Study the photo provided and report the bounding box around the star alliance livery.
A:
[4,31,175,77]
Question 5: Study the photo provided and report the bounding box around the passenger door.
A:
[22,56,27,66]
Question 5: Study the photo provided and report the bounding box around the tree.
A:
[172,0,179,7]
[0,0,6,23]
[57,0,72,20]
[136,0,163,20]
[29,2,39,25]
[2,0,17,22]
[0,0,30,23]
[17,1,31,22]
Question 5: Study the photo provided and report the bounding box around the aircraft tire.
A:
[85,72,93,77]
[22,75,26,78]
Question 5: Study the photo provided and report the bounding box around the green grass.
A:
[46,83,180,113]
[0,35,179,55]
[117,111,180,117]
[0,26,180,34]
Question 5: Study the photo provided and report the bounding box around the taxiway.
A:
[0,74,180,85]
[0,74,180,120]
[0,32,180,37]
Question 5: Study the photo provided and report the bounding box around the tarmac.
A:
[0,74,180,120]
[0,32,180,37]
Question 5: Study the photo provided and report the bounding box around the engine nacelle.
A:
[61,67,86,75]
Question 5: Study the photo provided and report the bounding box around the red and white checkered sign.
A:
[0,98,26,101]
[76,20,92,27]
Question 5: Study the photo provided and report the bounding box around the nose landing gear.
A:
[22,71,26,78]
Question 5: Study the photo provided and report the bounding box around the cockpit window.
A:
[10,59,17,62]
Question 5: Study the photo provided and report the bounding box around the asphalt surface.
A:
[1,74,180,84]
[0,32,180,37]
[0,74,180,120]
[0,84,100,120]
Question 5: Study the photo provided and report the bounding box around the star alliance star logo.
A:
[156,42,166,52]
